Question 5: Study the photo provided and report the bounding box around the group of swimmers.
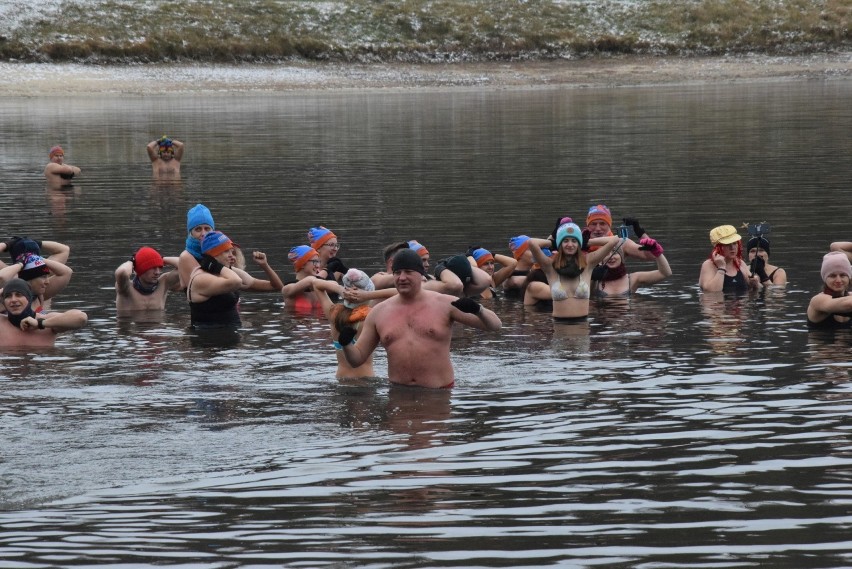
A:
[3,144,851,386]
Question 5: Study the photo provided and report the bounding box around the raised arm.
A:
[146,140,159,162]
[39,240,71,264]
[829,242,852,263]
[243,251,284,292]
[115,260,133,297]
[43,258,73,300]
[172,139,185,161]
[490,253,518,287]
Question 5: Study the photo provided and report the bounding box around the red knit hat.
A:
[133,247,164,275]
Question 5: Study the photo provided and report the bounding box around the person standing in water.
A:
[338,249,502,389]
[44,145,81,189]
[147,136,184,178]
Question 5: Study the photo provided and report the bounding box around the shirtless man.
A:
[146,136,184,177]
[115,247,182,313]
[340,248,502,389]
[44,146,81,189]
[0,278,87,348]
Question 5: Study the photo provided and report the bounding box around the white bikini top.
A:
[551,278,589,301]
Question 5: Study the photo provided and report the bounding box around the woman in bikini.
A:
[527,221,620,321]
[594,236,672,299]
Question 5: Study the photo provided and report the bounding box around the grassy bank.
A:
[0,0,849,63]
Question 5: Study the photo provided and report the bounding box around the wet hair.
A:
[710,241,743,261]
[383,241,410,263]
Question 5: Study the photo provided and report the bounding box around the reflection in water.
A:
[0,81,852,567]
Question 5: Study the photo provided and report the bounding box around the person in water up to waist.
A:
[338,248,502,389]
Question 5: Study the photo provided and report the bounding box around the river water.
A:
[1,79,851,568]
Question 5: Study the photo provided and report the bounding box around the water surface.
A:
[1,80,851,568]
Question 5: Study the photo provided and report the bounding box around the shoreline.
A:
[1,53,851,96]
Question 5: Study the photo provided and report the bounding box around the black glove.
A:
[326,257,348,276]
[750,256,769,282]
[200,254,225,275]
[591,264,609,282]
[581,229,591,252]
[337,326,357,346]
[451,297,482,315]
[549,217,568,249]
[623,217,646,238]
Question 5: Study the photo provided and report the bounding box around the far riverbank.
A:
[2,53,850,96]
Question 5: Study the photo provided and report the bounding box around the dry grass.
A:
[0,0,848,63]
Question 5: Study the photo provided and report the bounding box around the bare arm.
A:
[490,254,518,287]
[629,253,672,292]
[43,258,73,300]
[341,310,380,367]
[281,276,318,300]
[39,240,70,264]
[699,257,726,292]
[22,310,88,333]
[115,260,133,297]
[585,236,621,266]
[830,242,852,263]
[0,261,23,287]
[342,286,398,306]
[189,268,243,300]
[244,251,284,291]
[450,301,502,331]
[146,140,159,162]
[370,272,395,290]
[172,140,185,161]
[310,278,341,318]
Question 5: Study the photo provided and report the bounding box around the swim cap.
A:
[586,204,612,227]
[556,223,583,249]
[392,249,426,275]
[509,235,530,260]
[288,245,318,272]
[19,254,50,281]
[342,268,375,308]
[471,248,494,267]
[821,251,852,283]
[186,204,215,233]
[133,247,164,275]
[2,278,33,302]
[709,225,741,245]
[308,226,337,249]
[49,145,64,157]
[746,236,771,255]
[201,231,233,257]
[408,240,429,258]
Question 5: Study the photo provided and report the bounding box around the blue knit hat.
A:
[556,223,583,249]
[187,204,215,233]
